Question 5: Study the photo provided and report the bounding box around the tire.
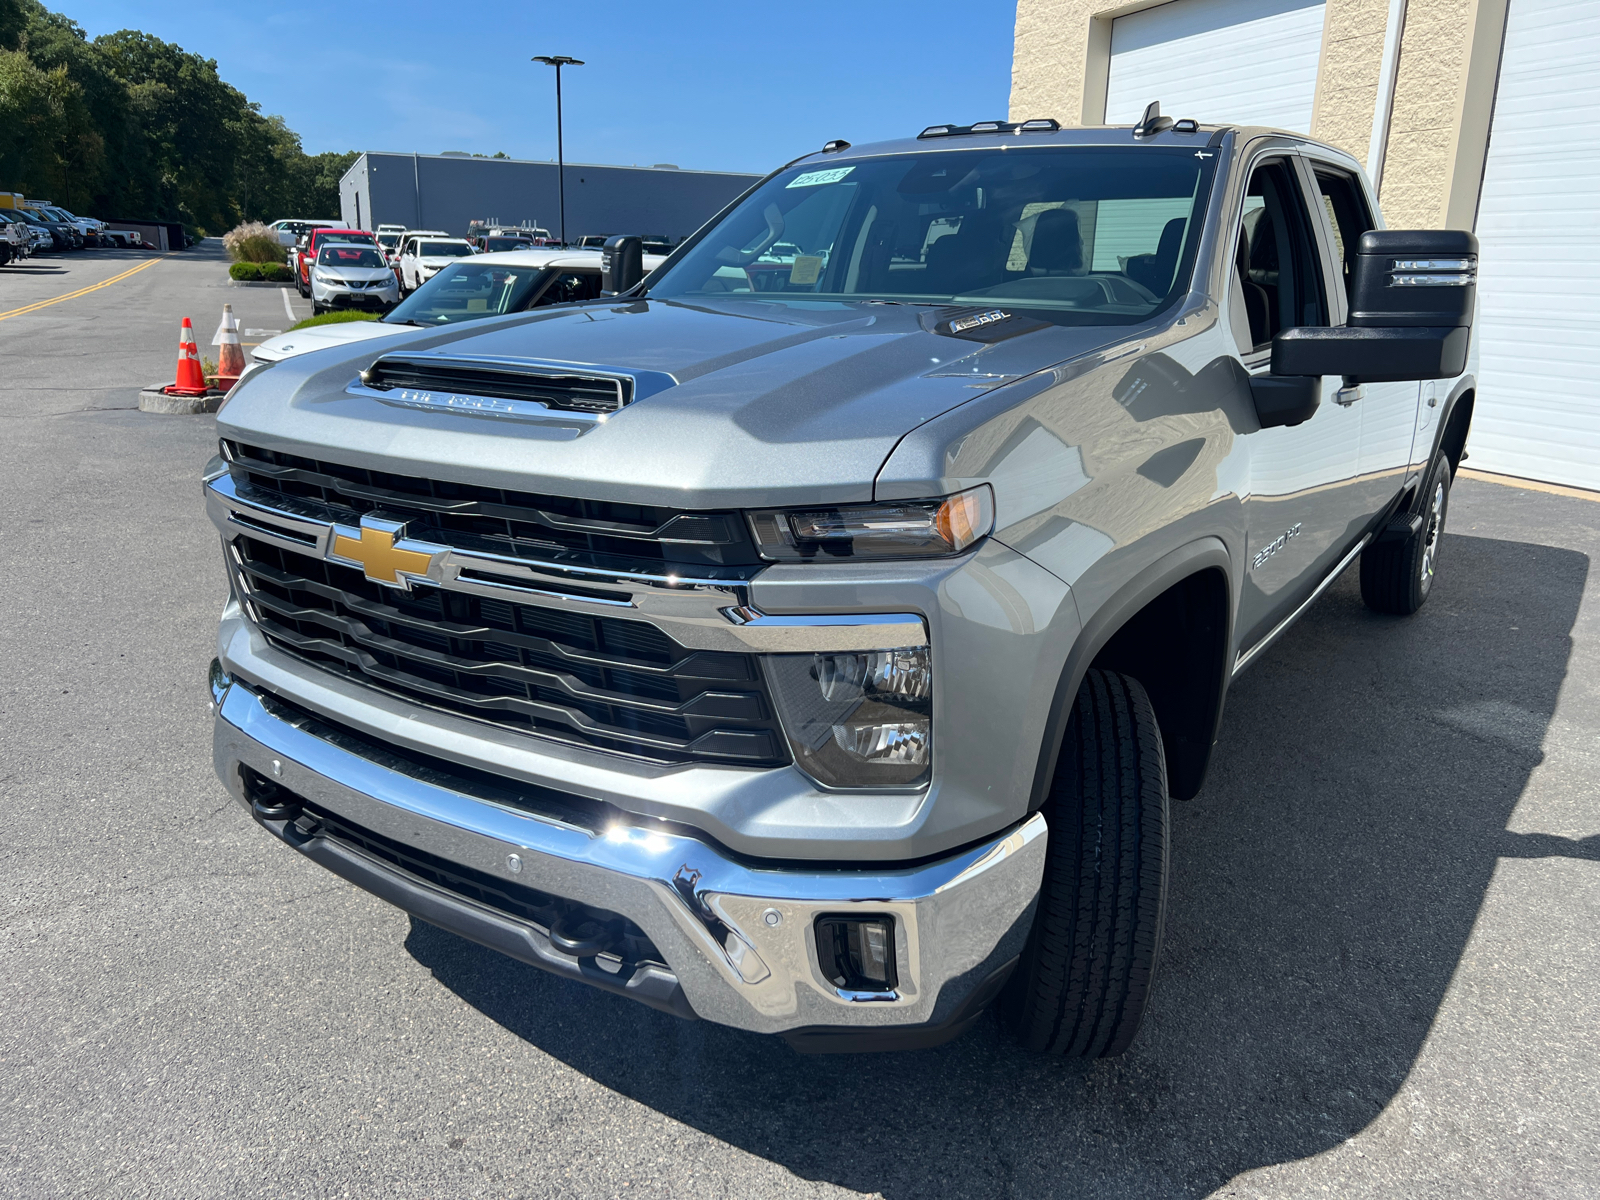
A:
[1360,450,1451,615]
[1001,669,1169,1057]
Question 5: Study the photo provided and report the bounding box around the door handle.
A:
[1333,383,1363,406]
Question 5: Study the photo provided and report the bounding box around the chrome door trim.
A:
[1233,534,1370,676]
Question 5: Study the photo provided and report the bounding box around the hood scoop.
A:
[357,354,632,416]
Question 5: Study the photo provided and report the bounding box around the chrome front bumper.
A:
[212,669,1048,1039]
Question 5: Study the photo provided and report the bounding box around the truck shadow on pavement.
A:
[406,529,1589,1199]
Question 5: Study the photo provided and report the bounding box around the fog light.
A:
[816,915,897,992]
[764,646,931,789]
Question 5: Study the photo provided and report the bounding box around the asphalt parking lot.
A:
[3,243,1598,1200]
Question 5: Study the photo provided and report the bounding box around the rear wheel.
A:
[1002,669,1169,1057]
[1360,450,1451,615]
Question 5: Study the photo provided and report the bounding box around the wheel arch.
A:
[1029,538,1235,810]
[1437,378,1475,475]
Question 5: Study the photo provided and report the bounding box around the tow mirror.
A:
[601,235,644,295]
[1271,230,1477,383]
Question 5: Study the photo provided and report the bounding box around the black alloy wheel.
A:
[1360,448,1452,615]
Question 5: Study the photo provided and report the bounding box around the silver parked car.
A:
[308,243,401,315]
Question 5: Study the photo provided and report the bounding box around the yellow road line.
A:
[1459,467,1600,503]
[0,255,170,322]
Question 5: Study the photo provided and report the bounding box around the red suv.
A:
[295,228,379,297]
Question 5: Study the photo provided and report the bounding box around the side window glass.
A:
[533,271,602,307]
[1231,159,1328,354]
[1314,169,1376,309]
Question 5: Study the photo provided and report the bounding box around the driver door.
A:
[1232,154,1370,653]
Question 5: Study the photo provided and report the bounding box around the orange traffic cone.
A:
[212,304,245,390]
[168,317,209,397]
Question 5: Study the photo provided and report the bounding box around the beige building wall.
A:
[1009,0,1510,229]
[1380,0,1507,228]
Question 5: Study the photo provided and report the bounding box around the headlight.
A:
[747,485,993,562]
[764,646,932,789]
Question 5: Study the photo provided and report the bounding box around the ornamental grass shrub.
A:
[229,261,293,281]
[223,221,287,264]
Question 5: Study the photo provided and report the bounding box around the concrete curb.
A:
[139,386,225,414]
[228,279,294,288]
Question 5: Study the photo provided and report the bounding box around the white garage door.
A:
[1105,0,1327,132]
[1468,0,1600,490]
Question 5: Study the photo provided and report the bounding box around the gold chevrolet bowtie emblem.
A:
[332,519,435,587]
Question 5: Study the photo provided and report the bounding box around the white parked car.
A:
[397,235,475,292]
[245,246,666,373]
[391,229,448,267]
[269,218,337,248]
[375,224,407,261]
[0,211,30,261]
[35,204,106,245]
[309,243,402,315]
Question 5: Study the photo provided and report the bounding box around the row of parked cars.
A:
[262,219,675,316]
[243,226,666,366]
[0,202,118,264]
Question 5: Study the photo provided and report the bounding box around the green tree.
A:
[1,2,356,234]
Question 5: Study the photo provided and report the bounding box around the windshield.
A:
[317,232,371,247]
[383,261,550,325]
[646,147,1215,322]
[483,237,531,252]
[377,233,400,248]
[418,241,473,258]
[319,246,385,268]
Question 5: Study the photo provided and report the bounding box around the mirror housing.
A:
[601,235,644,295]
[1273,325,1471,382]
[1250,373,1321,428]
[1272,229,1477,383]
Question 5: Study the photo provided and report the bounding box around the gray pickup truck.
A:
[205,108,1477,1056]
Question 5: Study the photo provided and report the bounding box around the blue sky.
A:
[60,1,1019,174]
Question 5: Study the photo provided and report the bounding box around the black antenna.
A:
[1132,101,1174,137]
[822,139,852,153]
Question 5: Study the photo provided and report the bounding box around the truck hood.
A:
[250,319,418,363]
[219,297,1132,508]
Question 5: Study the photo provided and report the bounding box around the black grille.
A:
[362,354,628,413]
[231,534,788,766]
[224,440,761,575]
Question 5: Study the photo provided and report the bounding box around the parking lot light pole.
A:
[531,55,584,247]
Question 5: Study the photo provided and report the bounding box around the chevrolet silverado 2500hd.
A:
[205,110,1478,1056]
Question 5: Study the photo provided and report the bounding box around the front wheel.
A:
[1001,669,1169,1057]
[1360,450,1452,615]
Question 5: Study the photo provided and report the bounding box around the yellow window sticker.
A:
[786,166,855,188]
[467,298,488,311]
[789,255,823,285]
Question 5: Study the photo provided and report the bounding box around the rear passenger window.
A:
[1231,159,1328,354]
[1315,170,1376,308]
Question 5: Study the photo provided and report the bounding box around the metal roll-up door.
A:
[1469,0,1600,490]
[1105,0,1328,132]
